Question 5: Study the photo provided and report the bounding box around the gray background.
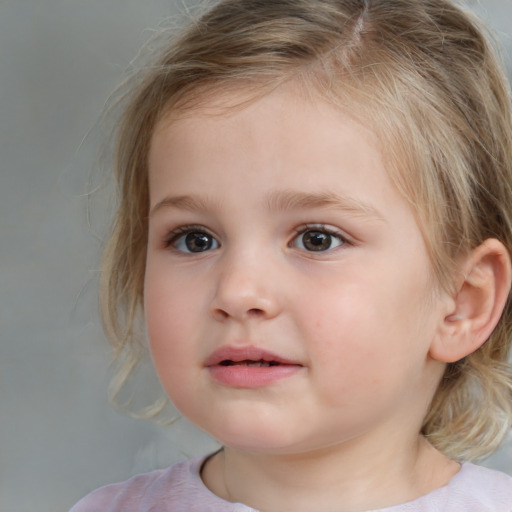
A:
[1,1,511,511]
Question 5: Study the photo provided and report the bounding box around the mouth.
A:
[218,359,283,367]
[204,345,301,368]
[205,346,303,388]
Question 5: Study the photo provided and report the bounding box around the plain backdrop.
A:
[1,1,511,511]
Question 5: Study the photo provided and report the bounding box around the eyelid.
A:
[293,223,350,240]
[163,224,220,251]
[161,223,351,253]
[291,223,351,251]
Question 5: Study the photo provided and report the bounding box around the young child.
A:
[71,0,512,510]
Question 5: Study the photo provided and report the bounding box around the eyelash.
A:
[163,224,349,254]
[291,224,348,252]
[163,225,220,253]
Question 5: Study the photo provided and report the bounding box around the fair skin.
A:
[144,85,507,511]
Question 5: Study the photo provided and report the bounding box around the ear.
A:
[429,238,511,363]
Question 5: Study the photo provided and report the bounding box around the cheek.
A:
[298,287,384,381]
[144,258,202,336]
[145,295,202,415]
[297,273,432,393]
[144,267,200,385]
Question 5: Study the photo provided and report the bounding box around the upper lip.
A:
[204,345,302,367]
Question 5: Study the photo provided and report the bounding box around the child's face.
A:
[145,86,448,455]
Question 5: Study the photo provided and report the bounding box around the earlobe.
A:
[429,239,512,363]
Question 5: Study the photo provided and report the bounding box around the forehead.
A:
[148,87,425,240]
[149,86,382,187]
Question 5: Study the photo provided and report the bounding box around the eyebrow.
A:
[150,190,385,223]
[266,190,386,223]
[150,194,219,217]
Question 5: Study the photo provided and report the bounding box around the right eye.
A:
[166,228,220,253]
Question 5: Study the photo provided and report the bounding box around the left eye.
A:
[170,230,220,253]
[292,228,345,252]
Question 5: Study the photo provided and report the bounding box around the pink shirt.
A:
[70,456,512,511]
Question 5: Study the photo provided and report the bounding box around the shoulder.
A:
[378,463,512,512]
[397,463,512,511]
[69,456,212,512]
[446,463,512,507]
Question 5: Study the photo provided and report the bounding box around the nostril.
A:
[212,308,229,321]
[211,306,266,322]
[210,292,280,321]
[247,308,264,317]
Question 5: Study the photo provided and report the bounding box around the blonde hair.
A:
[101,0,512,460]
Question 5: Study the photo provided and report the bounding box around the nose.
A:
[210,253,282,322]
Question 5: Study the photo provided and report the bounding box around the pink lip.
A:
[204,346,303,388]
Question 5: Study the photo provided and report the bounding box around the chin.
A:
[206,423,326,456]
[192,415,295,453]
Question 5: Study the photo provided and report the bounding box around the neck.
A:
[201,435,459,512]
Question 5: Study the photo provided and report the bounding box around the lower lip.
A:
[207,364,302,388]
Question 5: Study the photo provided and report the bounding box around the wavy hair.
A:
[101,0,512,460]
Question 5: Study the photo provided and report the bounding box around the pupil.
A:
[185,232,212,252]
[304,231,331,251]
